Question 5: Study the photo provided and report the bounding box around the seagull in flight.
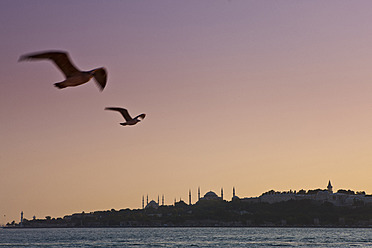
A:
[105,107,146,126]
[19,50,107,91]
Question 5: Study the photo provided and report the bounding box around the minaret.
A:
[142,195,144,209]
[147,194,149,205]
[198,187,200,201]
[20,211,23,227]
[233,187,236,198]
[162,194,164,206]
[189,189,191,205]
[158,195,159,205]
[221,188,223,200]
[327,180,333,193]
[174,198,176,205]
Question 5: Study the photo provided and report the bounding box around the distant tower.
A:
[174,198,176,205]
[221,188,223,200]
[162,194,164,206]
[198,187,200,201]
[189,189,191,205]
[233,187,236,198]
[158,195,159,205]
[147,194,149,205]
[327,180,333,193]
[142,195,144,209]
[20,211,23,227]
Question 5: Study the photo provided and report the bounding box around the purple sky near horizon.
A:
[2,0,372,224]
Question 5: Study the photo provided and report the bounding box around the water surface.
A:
[1,227,372,247]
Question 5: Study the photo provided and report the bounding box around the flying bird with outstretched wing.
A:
[19,50,107,91]
[105,107,146,126]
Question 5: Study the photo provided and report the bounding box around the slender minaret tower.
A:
[20,211,23,227]
[189,189,191,205]
[162,194,164,206]
[158,195,159,205]
[142,195,144,209]
[147,194,149,205]
[327,180,333,194]
[221,188,223,200]
[198,187,201,201]
[233,187,236,198]
[174,198,176,205]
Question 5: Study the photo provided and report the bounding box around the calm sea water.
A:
[1,227,372,247]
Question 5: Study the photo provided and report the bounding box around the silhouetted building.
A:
[328,180,333,193]
[198,191,223,201]
[145,200,159,209]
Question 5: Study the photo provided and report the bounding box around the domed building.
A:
[198,188,223,201]
[142,194,162,209]
[145,200,159,209]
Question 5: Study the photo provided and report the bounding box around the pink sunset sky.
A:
[2,0,372,224]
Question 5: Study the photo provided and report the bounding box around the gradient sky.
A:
[2,0,372,224]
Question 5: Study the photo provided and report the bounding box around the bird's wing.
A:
[93,68,107,91]
[134,113,146,120]
[19,51,80,77]
[105,107,132,121]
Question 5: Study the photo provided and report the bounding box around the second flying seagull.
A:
[105,107,146,126]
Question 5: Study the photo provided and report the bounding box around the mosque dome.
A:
[145,200,159,209]
[204,191,218,198]
[202,191,220,200]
